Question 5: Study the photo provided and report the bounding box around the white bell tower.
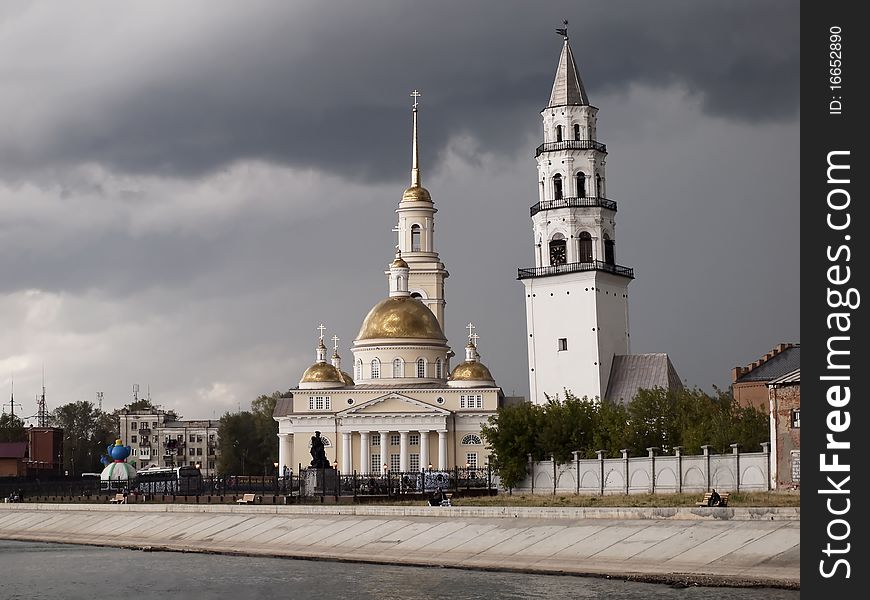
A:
[519,27,634,404]
[393,90,449,328]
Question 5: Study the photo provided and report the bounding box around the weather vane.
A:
[556,19,569,40]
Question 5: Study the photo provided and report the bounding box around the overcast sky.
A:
[1,0,799,420]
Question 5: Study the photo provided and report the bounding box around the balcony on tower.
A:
[530,196,617,217]
[517,260,634,280]
[535,139,606,158]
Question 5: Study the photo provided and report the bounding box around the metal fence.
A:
[1,466,495,501]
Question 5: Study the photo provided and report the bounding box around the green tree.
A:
[0,413,26,443]
[481,401,543,488]
[50,401,116,474]
[216,390,286,475]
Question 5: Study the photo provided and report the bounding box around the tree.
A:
[216,390,285,475]
[50,401,116,474]
[0,413,26,443]
[481,401,543,488]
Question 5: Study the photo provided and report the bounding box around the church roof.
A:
[605,353,683,404]
[272,396,294,418]
[548,40,589,107]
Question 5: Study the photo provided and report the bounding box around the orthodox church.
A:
[272,94,501,475]
[518,30,682,405]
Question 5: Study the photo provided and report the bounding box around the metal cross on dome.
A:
[470,332,480,347]
[410,89,421,109]
[331,335,340,351]
[466,322,476,341]
[317,323,326,340]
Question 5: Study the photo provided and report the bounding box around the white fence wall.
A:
[504,444,771,495]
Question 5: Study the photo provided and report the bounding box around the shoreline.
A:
[0,504,799,589]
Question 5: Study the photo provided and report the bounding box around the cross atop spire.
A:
[466,322,476,341]
[410,89,421,109]
[470,332,480,347]
[317,323,326,340]
[331,334,340,351]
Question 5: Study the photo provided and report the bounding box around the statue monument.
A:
[309,431,329,469]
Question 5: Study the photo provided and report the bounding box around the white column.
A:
[359,431,370,473]
[438,430,448,470]
[341,431,352,474]
[379,430,389,474]
[278,433,292,474]
[399,431,409,472]
[419,430,430,470]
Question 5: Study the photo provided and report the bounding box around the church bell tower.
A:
[393,90,449,328]
[519,28,634,404]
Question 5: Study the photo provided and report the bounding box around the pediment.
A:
[337,393,451,416]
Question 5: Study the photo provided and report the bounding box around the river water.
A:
[0,540,797,600]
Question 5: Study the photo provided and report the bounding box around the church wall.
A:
[594,271,631,392]
[523,270,602,403]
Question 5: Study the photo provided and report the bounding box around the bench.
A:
[236,493,257,505]
[697,492,729,507]
[108,493,127,504]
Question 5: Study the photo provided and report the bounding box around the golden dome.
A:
[357,296,446,341]
[402,185,432,203]
[391,256,409,268]
[300,362,345,384]
[340,370,355,386]
[449,361,495,383]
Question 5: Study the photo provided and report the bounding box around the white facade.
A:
[520,35,633,403]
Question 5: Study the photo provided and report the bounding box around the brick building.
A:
[731,343,800,410]
[768,369,800,489]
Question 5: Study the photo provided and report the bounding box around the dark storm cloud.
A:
[0,0,798,182]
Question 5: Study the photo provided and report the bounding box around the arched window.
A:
[416,358,426,378]
[575,172,586,197]
[549,234,567,266]
[604,234,615,265]
[435,358,443,379]
[574,123,581,140]
[553,174,563,200]
[579,231,593,263]
[555,125,563,142]
[392,358,403,378]
[355,359,362,381]
[411,224,421,252]
[461,434,483,445]
[371,358,380,379]
[596,173,603,196]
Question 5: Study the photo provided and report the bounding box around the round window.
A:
[436,397,445,405]
[347,398,354,405]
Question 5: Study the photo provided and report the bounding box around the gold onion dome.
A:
[401,184,432,203]
[449,360,495,383]
[340,370,355,386]
[391,256,409,268]
[300,362,344,384]
[357,296,446,341]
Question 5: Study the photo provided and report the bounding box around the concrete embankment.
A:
[0,504,799,588]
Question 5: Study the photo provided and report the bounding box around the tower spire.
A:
[410,89,422,187]
[548,24,589,107]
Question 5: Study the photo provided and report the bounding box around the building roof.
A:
[548,39,589,107]
[769,368,800,386]
[734,344,800,383]
[605,353,683,404]
[0,442,28,459]
[273,397,294,418]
